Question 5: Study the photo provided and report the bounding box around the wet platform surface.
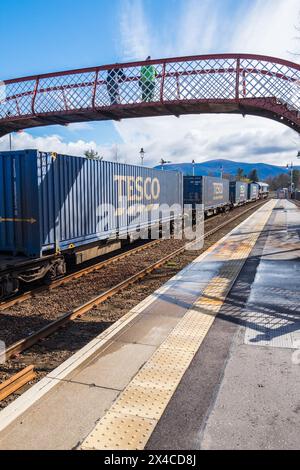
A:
[148,199,300,450]
[0,199,299,450]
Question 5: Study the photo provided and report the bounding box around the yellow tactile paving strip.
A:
[80,201,276,450]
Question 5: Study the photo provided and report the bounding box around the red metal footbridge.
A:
[0,53,300,137]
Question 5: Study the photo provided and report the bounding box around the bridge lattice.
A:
[0,54,300,137]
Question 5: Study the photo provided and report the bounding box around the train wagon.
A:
[277,188,288,199]
[229,181,249,206]
[183,176,230,215]
[257,182,270,199]
[0,150,183,298]
[248,182,260,201]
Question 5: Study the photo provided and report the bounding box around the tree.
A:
[236,168,244,181]
[289,12,300,57]
[248,169,259,182]
[84,149,103,160]
[265,173,290,191]
[293,169,300,189]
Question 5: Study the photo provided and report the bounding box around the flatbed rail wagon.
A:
[0,150,183,299]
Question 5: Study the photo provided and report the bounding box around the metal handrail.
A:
[0,53,299,135]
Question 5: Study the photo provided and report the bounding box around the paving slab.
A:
[0,382,119,450]
[199,200,300,450]
[114,313,180,346]
[72,341,157,391]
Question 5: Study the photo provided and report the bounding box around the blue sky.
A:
[1,0,244,78]
[0,0,299,165]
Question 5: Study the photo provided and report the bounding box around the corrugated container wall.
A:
[183,176,229,210]
[248,183,259,200]
[0,150,183,257]
[229,181,249,205]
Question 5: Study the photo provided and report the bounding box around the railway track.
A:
[0,366,36,401]
[0,239,161,312]
[1,200,267,366]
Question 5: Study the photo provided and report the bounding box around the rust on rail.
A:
[0,365,36,401]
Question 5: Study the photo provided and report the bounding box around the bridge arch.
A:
[0,54,299,137]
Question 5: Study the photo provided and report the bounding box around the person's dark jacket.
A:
[107,68,126,84]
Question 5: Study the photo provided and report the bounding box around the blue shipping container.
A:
[248,183,259,200]
[229,181,248,205]
[183,176,230,211]
[0,150,183,257]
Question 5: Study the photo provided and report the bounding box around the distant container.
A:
[229,181,249,205]
[277,188,288,199]
[248,183,259,201]
[183,176,230,212]
[257,182,270,199]
[0,150,183,257]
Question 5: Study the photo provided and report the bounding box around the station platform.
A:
[0,199,299,450]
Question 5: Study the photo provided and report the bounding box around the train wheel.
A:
[0,276,19,300]
[44,259,66,285]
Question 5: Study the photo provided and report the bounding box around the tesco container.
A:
[183,176,230,211]
[229,181,248,205]
[0,150,183,257]
[248,183,259,201]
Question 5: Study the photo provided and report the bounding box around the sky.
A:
[0,0,300,167]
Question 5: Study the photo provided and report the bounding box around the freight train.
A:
[0,150,183,299]
[183,176,267,215]
[0,150,269,299]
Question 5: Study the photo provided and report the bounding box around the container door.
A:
[0,150,40,257]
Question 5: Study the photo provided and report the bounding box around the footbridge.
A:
[0,53,299,136]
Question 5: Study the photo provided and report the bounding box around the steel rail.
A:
[0,366,36,401]
[2,200,267,362]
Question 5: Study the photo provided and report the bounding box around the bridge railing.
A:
[0,54,300,122]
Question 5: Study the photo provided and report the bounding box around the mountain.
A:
[154,159,300,181]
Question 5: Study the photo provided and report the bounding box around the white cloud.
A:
[178,0,220,55]
[66,123,94,132]
[119,0,151,60]
[230,0,300,60]
[0,132,112,160]
[1,114,297,167]
[114,113,298,166]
